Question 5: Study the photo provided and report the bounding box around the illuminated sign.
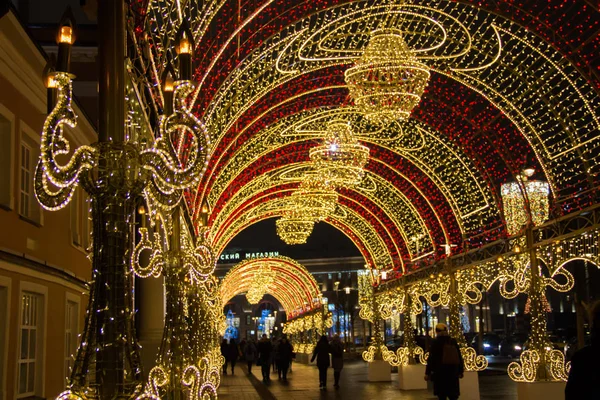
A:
[219,251,280,262]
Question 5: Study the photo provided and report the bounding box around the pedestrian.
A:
[272,337,280,373]
[329,334,344,389]
[257,334,273,383]
[220,339,229,375]
[277,336,294,381]
[566,301,600,399]
[227,339,239,375]
[239,339,247,360]
[311,335,331,390]
[424,323,464,400]
[244,339,257,374]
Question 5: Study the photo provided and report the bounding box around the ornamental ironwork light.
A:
[345,28,430,125]
[500,168,550,236]
[309,120,369,189]
[36,4,213,398]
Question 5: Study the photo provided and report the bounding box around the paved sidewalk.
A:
[218,360,518,400]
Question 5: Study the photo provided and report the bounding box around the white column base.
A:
[517,381,566,400]
[398,363,427,390]
[459,370,480,400]
[368,360,391,382]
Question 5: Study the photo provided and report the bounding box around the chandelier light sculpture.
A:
[246,265,276,304]
[276,217,315,245]
[309,120,370,188]
[345,28,430,125]
[500,169,550,235]
[289,176,338,221]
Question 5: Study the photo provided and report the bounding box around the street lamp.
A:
[36,3,213,398]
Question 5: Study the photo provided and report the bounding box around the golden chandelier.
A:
[276,217,315,245]
[288,175,338,221]
[246,265,276,304]
[345,28,430,125]
[309,120,370,188]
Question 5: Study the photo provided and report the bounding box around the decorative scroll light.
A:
[38,10,214,399]
[276,217,315,245]
[246,265,276,304]
[133,209,222,400]
[499,170,571,383]
[501,169,550,236]
[345,28,430,125]
[309,120,370,188]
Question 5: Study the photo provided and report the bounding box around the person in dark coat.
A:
[244,339,257,374]
[329,334,344,388]
[220,339,229,375]
[425,323,464,400]
[566,301,600,399]
[227,339,239,374]
[277,336,294,381]
[257,334,273,383]
[311,335,331,390]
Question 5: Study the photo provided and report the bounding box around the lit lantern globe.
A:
[500,178,550,236]
[276,217,315,245]
[309,120,369,188]
[345,29,430,125]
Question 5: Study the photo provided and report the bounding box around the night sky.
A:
[223,218,361,261]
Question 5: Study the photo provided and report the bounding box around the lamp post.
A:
[334,281,341,335]
[36,2,211,398]
[344,286,351,346]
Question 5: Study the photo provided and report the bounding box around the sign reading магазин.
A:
[218,251,280,262]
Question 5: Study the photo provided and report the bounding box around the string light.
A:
[220,256,321,317]
[309,120,369,188]
[345,28,430,125]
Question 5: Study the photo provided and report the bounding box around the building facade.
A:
[0,7,96,399]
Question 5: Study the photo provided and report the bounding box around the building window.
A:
[0,108,13,208]
[19,123,43,225]
[70,190,81,246]
[19,143,31,218]
[18,292,41,397]
[65,300,79,380]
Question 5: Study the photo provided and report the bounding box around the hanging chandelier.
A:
[500,169,550,236]
[309,120,370,188]
[288,176,338,221]
[276,217,315,245]
[345,28,430,125]
[246,265,276,304]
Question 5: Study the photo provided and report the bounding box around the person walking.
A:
[424,323,464,400]
[277,336,294,382]
[244,339,257,374]
[257,334,273,383]
[311,335,331,390]
[227,339,239,375]
[220,339,229,375]
[566,301,600,399]
[330,334,344,389]
[272,337,280,373]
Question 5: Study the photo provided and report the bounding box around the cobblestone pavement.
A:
[218,360,518,400]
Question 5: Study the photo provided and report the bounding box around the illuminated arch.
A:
[135,0,599,273]
[220,256,322,317]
